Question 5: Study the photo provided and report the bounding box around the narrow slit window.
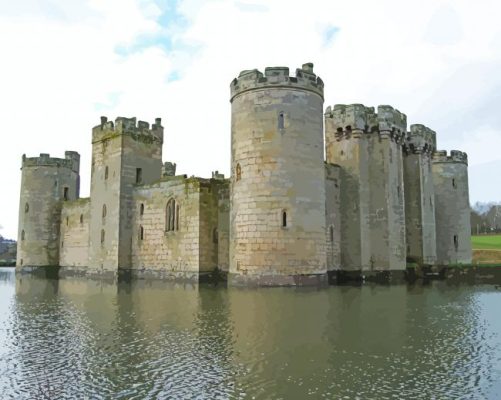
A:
[236,163,241,181]
[21,230,25,241]
[452,178,456,188]
[166,199,176,232]
[330,226,334,242]
[213,228,218,244]
[278,112,285,129]
[63,187,69,201]
[282,210,287,228]
[101,229,105,245]
[175,204,179,231]
[80,214,83,224]
[105,166,109,180]
[102,204,107,220]
[140,203,144,216]
[136,168,143,184]
[66,217,69,226]
[140,225,144,241]
[453,235,459,250]
[25,203,29,213]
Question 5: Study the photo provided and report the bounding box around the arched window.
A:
[25,203,29,213]
[105,166,109,180]
[140,225,144,240]
[330,225,334,242]
[140,203,144,216]
[278,111,285,129]
[21,230,25,241]
[101,229,105,245]
[282,210,287,228]
[236,163,241,181]
[80,214,83,224]
[166,198,176,232]
[213,228,218,244]
[102,204,107,220]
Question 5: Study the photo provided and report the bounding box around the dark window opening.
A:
[213,228,218,244]
[101,229,105,245]
[452,178,457,188]
[20,259,23,266]
[61,240,64,248]
[102,204,107,220]
[63,187,69,201]
[330,225,334,242]
[282,210,287,228]
[136,168,143,184]
[166,198,177,232]
[176,204,180,231]
[25,203,29,213]
[105,166,109,180]
[140,203,144,216]
[278,112,285,129]
[140,225,144,241]
[80,214,83,224]
[66,217,69,226]
[21,230,25,241]
[453,235,459,250]
[236,163,241,181]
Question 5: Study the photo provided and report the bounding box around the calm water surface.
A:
[0,267,500,399]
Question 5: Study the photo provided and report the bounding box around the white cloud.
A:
[1,0,501,238]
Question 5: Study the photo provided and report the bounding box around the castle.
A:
[16,63,472,285]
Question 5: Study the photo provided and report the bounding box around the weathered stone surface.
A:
[15,63,472,285]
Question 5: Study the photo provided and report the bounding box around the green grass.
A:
[471,234,501,250]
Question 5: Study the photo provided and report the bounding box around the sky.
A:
[1,0,501,239]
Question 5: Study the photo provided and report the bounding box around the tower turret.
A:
[17,152,80,269]
[88,116,163,273]
[403,124,437,265]
[432,150,472,265]
[229,63,327,285]
[325,104,407,275]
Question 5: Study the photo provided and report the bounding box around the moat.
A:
[0,267,500,399]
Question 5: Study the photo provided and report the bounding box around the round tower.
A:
[17,152,80,269]
[432,150,472,265]
[229,63,327,285]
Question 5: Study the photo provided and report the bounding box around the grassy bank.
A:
[471,235,501,264]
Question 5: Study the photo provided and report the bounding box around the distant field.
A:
[471,235,501,250]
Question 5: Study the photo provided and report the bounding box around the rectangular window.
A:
[136,168,143,184]
[63,187,69,201]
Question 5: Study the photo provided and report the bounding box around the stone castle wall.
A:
[60,198,90,268]
[325,163,341,271]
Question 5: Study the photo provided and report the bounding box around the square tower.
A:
[88,116,163,273]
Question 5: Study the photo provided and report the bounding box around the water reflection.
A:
[0,269,499,399]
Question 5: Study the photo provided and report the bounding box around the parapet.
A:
[162,162,177,177]
[21,152,78,170]
[325,104,406,142]
[405,124,436,154]
[230,63,324,101]
[92,116,163,144]
[212,170,225,180]
[432,150,468,165]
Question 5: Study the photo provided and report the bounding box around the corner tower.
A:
[229,63,327,285]
[16,152,80,269]
[403,124,437,265]
[88,117,163,273]
[325,104,407,274]
[432,150,472,265]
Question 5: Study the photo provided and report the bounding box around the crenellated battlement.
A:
[21,152,78,170]
[405,124,436,154]
[325,104,406,143]
[432,150,468,165]
[230,63,324,101]
[92,116,163,144]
